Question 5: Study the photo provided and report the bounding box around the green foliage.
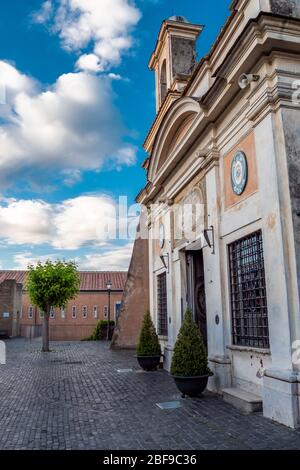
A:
[26,260,80,313]
[82,320,115,341]
[137,311,161,357]
[171,309,209,377]
[91,320,102,341]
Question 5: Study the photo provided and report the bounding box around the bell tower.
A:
[149,16,203,112]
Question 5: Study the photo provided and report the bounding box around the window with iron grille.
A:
[157,272,168,336]
[228,230,269,349]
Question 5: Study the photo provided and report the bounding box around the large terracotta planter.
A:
[172,372,213,397]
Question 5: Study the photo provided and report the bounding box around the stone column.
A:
[205,161,232,393]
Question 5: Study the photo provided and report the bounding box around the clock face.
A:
[159,224,165,249]
[231,151,248,195]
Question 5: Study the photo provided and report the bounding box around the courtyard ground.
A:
[0,338,300,450]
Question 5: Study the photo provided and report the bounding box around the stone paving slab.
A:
[0,338,299,450]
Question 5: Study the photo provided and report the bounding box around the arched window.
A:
[160,60,167,104]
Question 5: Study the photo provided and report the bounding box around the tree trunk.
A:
[42,308,50,352]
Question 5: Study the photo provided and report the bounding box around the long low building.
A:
[0,271,127,341]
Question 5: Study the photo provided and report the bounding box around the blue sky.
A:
[0,0,231,271]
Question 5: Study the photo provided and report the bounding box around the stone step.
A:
[222,387,263,413]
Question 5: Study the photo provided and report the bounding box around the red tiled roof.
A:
[0,271,127,291]
[0,271,27,285]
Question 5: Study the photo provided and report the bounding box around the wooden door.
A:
[186,250,207,347]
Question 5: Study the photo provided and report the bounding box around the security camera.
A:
[238,74,260,89]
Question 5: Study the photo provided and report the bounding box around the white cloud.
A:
[35,0,141,72]
[0,63,136,185]
[0,194,138,250]
[32,0,54,24]
[0,60,36,97]
[12,243,133,271]
[53,195,118,249]
[61,169,82,186]
[0,199,53,245]
[80,243,133,270]
[108,73,126,81]
[13,252,57,270]
[0,61,37,120]
[75,53,102,72]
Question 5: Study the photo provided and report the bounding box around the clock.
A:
[231,151,248,195]
[159,223,165,249]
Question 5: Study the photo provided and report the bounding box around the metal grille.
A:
[228,230,269,349]
[157,272,168,337]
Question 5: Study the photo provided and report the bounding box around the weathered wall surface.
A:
[171,37,197,77]
[111,237,149,350]
[270,0,300,17]
[0,280,22,337]
[282,108,300,298]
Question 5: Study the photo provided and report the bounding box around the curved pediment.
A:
[148,97,201,183]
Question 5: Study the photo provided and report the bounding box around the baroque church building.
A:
[134,0,300,428]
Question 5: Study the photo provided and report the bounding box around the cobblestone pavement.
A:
[0,338,300,450]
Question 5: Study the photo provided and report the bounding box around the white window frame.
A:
[28,306,33,319]
[93,305,98,319]
[82,306,88,319]
[50,307,55,319]
[61,308,66,319]
[72,306,77,319]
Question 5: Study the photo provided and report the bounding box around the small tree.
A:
[137,311,161,357]
[171,309,209,377]
[26,260,80,352]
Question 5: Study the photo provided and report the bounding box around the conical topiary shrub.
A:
[136,311,161,371]
[171,309,209,377]
[137,311,161,356]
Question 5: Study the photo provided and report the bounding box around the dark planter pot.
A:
[137,355,161,371]
[172,372,213,398]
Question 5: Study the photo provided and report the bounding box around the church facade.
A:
[137,0,300,428]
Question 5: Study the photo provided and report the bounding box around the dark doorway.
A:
[186,250,207,347]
